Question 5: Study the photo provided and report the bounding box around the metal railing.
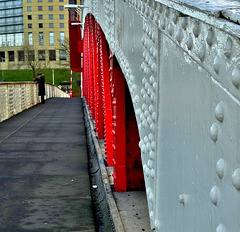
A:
[0,82,69,122]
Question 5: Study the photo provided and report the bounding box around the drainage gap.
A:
[82,98,116,232]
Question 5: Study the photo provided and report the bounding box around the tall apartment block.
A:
[0,0,70,70]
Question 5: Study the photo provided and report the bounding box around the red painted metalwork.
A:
[110,54,126,191]
[82,14,144,191]
[68,8,83,72]
[125,83,145,190]
[83,15,113,165]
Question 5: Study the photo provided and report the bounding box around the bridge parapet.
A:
[80,0,240,231]
[0,82,69,122]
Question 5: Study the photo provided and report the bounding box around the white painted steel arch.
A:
[82,0,240,231]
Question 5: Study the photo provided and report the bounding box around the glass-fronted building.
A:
[0,0,70,70]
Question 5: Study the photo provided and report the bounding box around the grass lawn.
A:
[2,69,82,97]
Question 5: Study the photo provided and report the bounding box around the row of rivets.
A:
[131,0,238,97]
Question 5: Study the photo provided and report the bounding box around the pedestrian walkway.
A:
[0,98,96,232]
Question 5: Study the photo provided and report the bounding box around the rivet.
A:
[149,192,154,201]
[165,7,170,18]
[142,77,147,85]
[142,103,147,111]
[206,28,214,46]
[186,34,193,50]
[150,169,155,178]
[232,168,240,190]
[152,112,157,121]
[146,187,151,195]
[216,158,225,179]
[150,123,155,131]
[143,164,147,172]
[172,12,178,24]
[179,194,186,204]
[147,88,153,96]
[144,136,148,143]
[145,83,150,90]
[210,123,218,142]
[150,76,155,84]
[213,53,221,74]
[149,104,154,113]
[160,18,165,30]
[224,37,233,58]
[151,63,157,73]
[147,160,153,169]
[193,21,200,37]
[133,95,139,104]
[148,133,154,142]
[216,224,226,232]
[150,211,154,220]
[176,28,183,43]
[232,66,240,89]
[215,101,224,122]
[131,84,136,93]
[144,110,150,118]
[167,22,174,36]
[181,17,187,30]
[151,141,156,150]
[149,150,155,159]
[210,185,220,206]
[198,43,206,62]
[146,167,150,177]
[147,142,152,152]
[154,219,160,229]
[135,108,141,116]
[153,82,157,90]
[147,115,152,124]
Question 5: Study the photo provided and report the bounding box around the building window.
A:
[28,32,33,45]
[8,51,14,62]
[49,23,54,28]
[49,14,53,20]
[28,24,32,28]
[28,50,35,61]
[38,6,42,11]
[59,14,64,20]
[49,32,54,45]
[49,50,56,61]
[39,23,43,28]
[18,51,25,62]
[60,23,64,28]
[59,6,64,11]
[38,0,42,2]
[28,15,32,20]
[38,50,45,61]
[49,6,53,11]
[38,15,43,20]
[39,32,43,45]
[49,0,53,2]
[0,52,5,62]
[59,0,64,2]
[27,6,32,11]
[59,50,66,60]
[60,32,64,45]
[27,0,32,2]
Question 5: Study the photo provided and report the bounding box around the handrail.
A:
[0,82,69,122]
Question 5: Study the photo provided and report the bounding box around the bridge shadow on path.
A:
[0,98,96,232]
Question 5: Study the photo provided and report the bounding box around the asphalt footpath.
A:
[0,98,96,232]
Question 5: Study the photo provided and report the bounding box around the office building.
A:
[0,0,70,70]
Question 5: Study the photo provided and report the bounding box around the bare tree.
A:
[15,45,50,78]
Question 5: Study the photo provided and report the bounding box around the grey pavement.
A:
[0,98,96,232]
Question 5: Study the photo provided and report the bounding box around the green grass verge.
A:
[2,69,82,97]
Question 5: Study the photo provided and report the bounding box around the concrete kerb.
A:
[82,98,125,232]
